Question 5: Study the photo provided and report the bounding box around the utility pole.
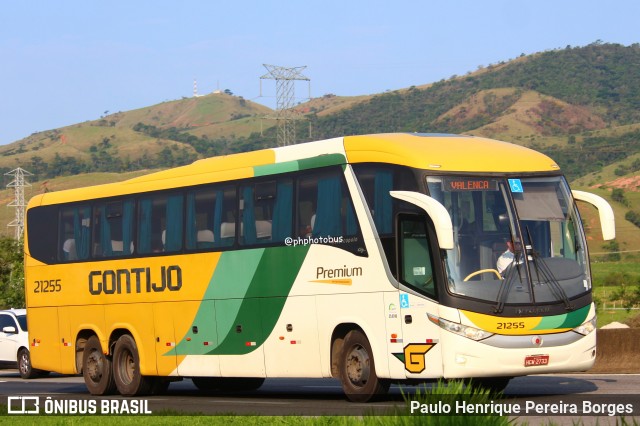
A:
[6,167,32,239]
[260,64,310,146]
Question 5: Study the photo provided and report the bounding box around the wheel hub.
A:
[87,351,103,382]
[346,345,370,386]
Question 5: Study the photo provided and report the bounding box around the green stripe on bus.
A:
[533,304,590,331]
[173,245,309,356]
[254,162,300,177]
[297,154,346,170]
[558,304,590,329]
[253,154,346,177]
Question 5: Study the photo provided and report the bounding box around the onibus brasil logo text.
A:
[7,396,152,415]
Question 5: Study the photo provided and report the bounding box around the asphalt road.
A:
[1,370,639,419]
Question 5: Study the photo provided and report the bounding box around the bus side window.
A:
[186,188,218,250]
[239,178,293,247]
[299,171,359,239]
[397,215,437,299]
[59,205,91,261]
[92,200,134,258]
[138,194,183,254]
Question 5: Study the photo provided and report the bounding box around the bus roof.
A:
[28,133,559,207]
[343,133,559,172]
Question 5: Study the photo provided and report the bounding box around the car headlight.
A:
[572,316,597,336]
[428,314,494,341]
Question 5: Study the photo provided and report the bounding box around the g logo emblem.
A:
[403,343,436,374]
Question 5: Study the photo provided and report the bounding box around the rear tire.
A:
[112,334,154,396]
[338,330,389,402]
[18,348,38,379]
[82,336,116,395]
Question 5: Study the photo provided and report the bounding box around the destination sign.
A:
[443,178,499,192]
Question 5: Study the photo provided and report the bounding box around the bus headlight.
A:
[572,316,597,336]
[428,314,494,341]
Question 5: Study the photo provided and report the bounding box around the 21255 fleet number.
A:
[496,321,526,330]
[34,279,62,293]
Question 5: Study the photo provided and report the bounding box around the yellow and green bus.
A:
[24,133,614,402]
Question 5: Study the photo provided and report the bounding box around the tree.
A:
[0,238,25,309]
[611,188,629,207]
[610,273,640,311]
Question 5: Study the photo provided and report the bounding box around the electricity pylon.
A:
[6,167,32,239]
[260,64,310,146]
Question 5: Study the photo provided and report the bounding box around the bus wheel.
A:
[339,330,389,402]
[82,336,116,395]
[112,334,153,396]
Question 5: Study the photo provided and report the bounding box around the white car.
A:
[0,308,46,379]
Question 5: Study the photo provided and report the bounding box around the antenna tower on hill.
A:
[193,79,203,97]
[5,167,32,239]
[260,64,310,146]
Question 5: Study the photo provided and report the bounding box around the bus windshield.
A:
[426,175,590,308]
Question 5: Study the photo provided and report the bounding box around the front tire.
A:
[82,336,116,395]
[112,334,154,396]
[338,330,389,402]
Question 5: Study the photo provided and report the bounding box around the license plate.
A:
[524,354,549,367]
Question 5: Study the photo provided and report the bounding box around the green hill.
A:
[0,92,275,178]
[0,42,638,255]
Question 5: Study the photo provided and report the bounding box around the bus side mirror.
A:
[572,190,616,241]
[390,191,454,250]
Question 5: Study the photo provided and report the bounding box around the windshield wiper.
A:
[525,228,574,311]
[494,240,523,314]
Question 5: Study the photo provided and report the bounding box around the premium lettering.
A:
[316,265,362,280]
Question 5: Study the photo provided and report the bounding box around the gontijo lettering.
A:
[89,265,182,295]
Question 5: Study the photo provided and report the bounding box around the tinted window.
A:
[28,167,368,262]
[398,215,437,299]
[92,200,135,258]
[17,315,27,331]
[27,205,58,264]
[297,168,365,255]
[353,165,419,235]
[138,194,184,254]
[239,179,293,246]
[0,314,17,331]
[185,186,236,249]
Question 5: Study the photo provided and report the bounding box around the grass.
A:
[0,414,327,425]
[591,261,640,326]
[0,381,510,425]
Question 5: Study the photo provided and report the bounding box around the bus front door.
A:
[396,214,444,379]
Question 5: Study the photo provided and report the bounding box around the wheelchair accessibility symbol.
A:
[400,294,410,309]
[508,179,523,193]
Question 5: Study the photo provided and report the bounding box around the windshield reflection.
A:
[426,176,589,308]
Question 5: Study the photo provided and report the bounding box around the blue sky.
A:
[1,0,638,145]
